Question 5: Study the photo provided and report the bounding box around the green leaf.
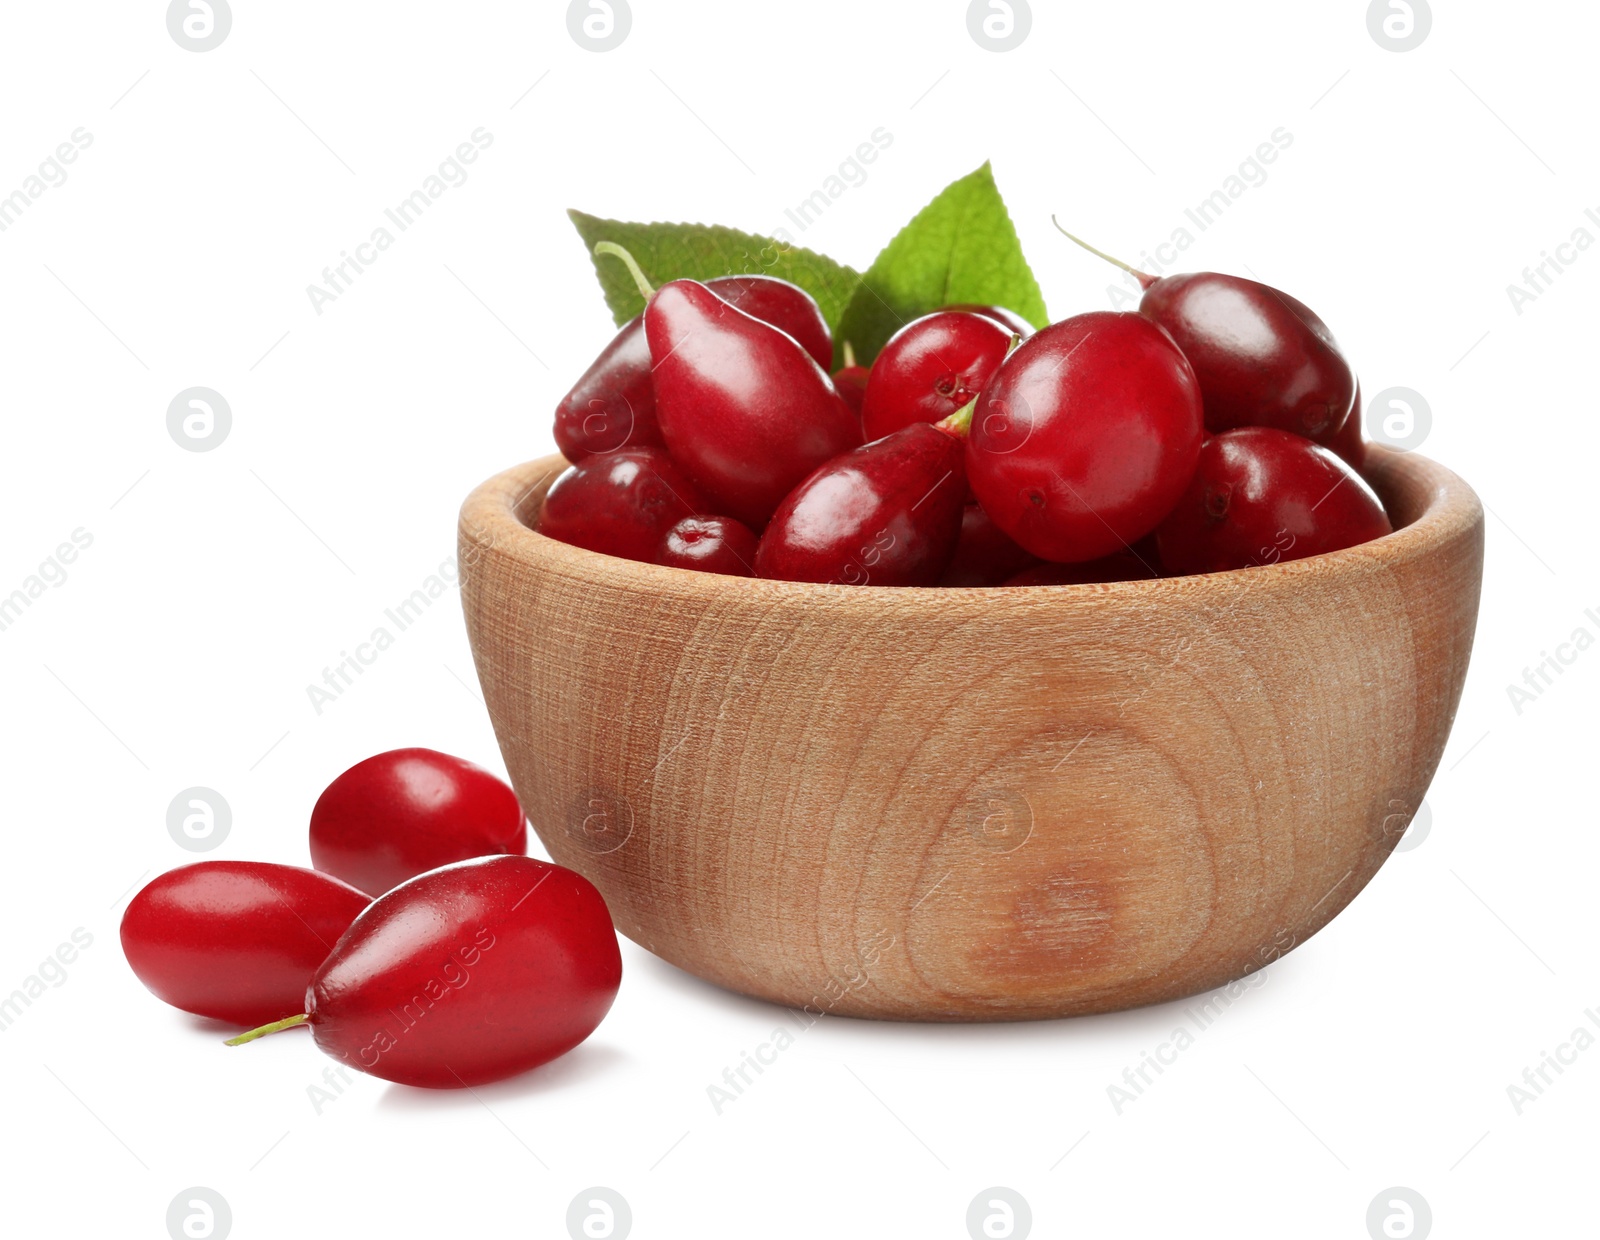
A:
[567,209,861,337]
[835,162,1049,365]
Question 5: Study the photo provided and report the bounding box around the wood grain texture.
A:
[459,447,1483,1021]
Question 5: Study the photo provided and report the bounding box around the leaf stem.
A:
[593,241,656,302]
[1050,217,1156,290]
[224,1013,310,1046]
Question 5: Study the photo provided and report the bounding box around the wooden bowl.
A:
[459,447,1483,1021]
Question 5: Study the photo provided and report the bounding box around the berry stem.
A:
[1050,217,1156,291]
[936,336,1017,439]
[224,1012,310,1046]
[593,242,656,302]
[841,340,858,370]
[938,395,978,439]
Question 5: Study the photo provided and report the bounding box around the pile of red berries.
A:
[120,749,621,1088]
[541,234,1391,586]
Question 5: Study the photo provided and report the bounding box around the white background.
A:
[1,1,1595,1236]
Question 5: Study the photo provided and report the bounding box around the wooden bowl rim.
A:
[459,445,1482,601]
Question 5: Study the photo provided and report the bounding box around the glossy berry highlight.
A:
[646,279,860,527]
[860,311,1013,442]
[967,311,1204,563]
[755,421,967,586]
[539,446,710,563]
[121,862,369,1026]
[658,515,759,577]
[1155,427,1393,575]
[1054,221,1356,443]
[310,748,528,896]
[228,856,622,1089]
[553,315,662,462]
